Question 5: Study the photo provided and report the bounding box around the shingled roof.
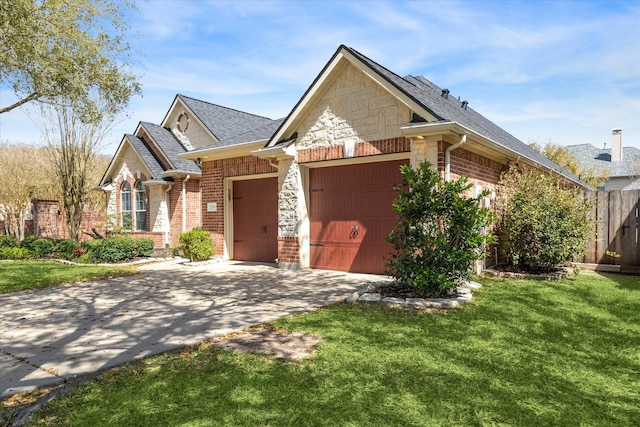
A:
[566,143,640,178]
[139,122,201,174]
[178,94,275,141]
[98,133,171,186]
[343,46,584,185]
[188,118,285,155]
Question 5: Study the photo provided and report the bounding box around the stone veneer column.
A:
[410,136,439,171]
[277,155,308,270]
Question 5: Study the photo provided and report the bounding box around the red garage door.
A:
[233,178,278,263]
[309,159,406,274]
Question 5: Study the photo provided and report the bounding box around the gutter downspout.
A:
[164,185,173,246]
[445,134,467,182]
[182,175,191,232]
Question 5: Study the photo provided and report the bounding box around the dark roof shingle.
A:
[140,122,201,174]
[344,46,584,185]
[178,95,275,141]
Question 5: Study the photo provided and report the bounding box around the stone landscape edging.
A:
[345,281,482,310]
[482,267,575,280]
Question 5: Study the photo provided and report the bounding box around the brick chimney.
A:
[611,128,623,162]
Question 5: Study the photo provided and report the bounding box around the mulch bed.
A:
[374,281,459,299]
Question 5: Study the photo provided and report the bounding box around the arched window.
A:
[134,181,146,231]
[121,181,132,229]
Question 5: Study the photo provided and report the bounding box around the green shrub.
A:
[497,167,592,272]
[0,246,33,260]
[90,237,137,263]
[81,239,102,252]
[84,237,154,263]
[172,245,182,257]
[180,230,214,262]
[133,238,154,257]
[0,235,18,248]
[20,235,37,250]
[30,238,57,258]
[56,239,80,259]
[386,161,494,297]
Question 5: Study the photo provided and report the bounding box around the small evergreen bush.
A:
[386,161,494,296]
[56,239,80,259]
[0,236,18,248]
[497,167,592,272]
[180,230,214,262]
[20,235,37,250]
[30,238,57,258]
[134,238,155,257]
[0,246,32,260]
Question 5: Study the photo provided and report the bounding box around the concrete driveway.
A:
[0,260,383,398]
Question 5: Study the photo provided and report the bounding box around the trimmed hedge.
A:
[87,237,155,263]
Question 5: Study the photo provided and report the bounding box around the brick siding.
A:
[277,236,300,264]
[298,137,410,163]
[438,141,506,188]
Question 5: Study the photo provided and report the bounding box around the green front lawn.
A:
[20,271,640,426]
[0,260,138,294]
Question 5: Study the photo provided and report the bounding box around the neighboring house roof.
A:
[566,143,640,178]
[139,122,201,174]
[177,94,275,141]
[263,45,586,187]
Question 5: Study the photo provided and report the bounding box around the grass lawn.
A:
[16,271,640,426]
[0,260,138,294]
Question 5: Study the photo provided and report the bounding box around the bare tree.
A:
[38,98,116,241]
[0,143,57,239]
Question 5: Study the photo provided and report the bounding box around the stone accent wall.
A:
[296,62,411,151]
[410,137,439,170]
[165,108,216,150]
[277,236,300,264]
[278,157,302,238]
[298,137,410,163]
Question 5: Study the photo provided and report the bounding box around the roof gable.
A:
[173,95,274,141]
[262,45,584,187]
[137,122,200,174]
[99,134,164,185]
[266,45,441,147]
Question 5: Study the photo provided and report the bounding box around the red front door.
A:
[309,160,406,274]
[233,178,278,263]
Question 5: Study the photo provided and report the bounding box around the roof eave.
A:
[401,121,593,190]
[179,140,267,161]
[252,139,296,160]
[161,169,202,179]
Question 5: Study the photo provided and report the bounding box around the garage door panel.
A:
[309,159,406,274]
[233,178,278,263]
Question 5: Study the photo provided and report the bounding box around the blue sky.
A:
[1,0,639,155]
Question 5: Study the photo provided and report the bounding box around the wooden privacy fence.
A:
[583,190,640,273]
